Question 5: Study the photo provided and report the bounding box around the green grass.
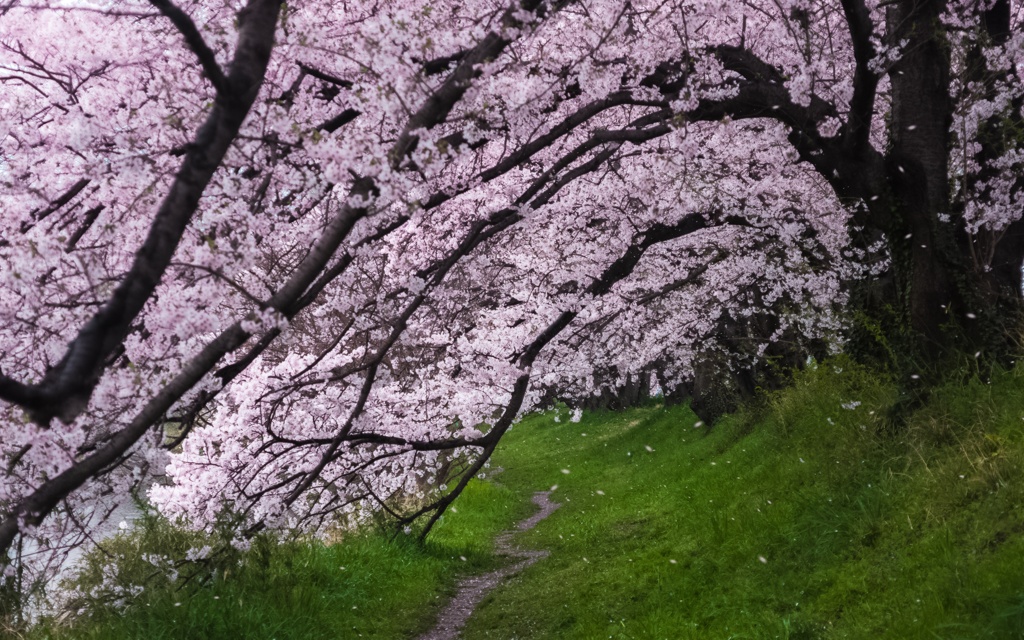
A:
[25,357,1024,639]
[461,359,1024,639]
[27,480,524,640]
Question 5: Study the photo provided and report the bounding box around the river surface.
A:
[14,489,146,618]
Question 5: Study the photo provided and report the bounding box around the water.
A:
[11,491,146,619]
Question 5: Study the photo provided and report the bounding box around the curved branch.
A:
[0,0,281,425]
[149,0,231,97]
[839,0,880,155]
[416,210,727,539]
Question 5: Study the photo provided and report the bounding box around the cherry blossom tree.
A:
[0,0,1021,606]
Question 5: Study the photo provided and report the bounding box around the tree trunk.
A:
[881,0,1022,361]
[886,0,957,348]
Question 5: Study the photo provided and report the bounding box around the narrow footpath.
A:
[417,491,561,640]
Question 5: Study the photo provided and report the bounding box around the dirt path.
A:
[416,491,560,640]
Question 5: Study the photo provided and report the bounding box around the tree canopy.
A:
[0,0,1021,592]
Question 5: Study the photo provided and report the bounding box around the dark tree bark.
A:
[885,0,958,348]
[844,0,1022,363]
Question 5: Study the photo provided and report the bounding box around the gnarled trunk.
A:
[878,0,1022,361]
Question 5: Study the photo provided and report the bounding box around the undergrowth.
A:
[20,356,1024,639]
[24,480,523,640]
[463,357,1024,639]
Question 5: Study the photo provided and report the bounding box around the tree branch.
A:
[0,0,281,425]
[149,0,231,97]
[840,0,880,155]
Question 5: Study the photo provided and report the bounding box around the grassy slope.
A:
[28,359,1024,639]
[462,360,1024,639]
[28,481,527,640]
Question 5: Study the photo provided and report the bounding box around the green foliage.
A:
[845,307,902,373]
[28,480,521,640]
[461,359,1024,639]
[24,359,1024,639]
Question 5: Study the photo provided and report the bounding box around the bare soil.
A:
[416,491,560,640]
